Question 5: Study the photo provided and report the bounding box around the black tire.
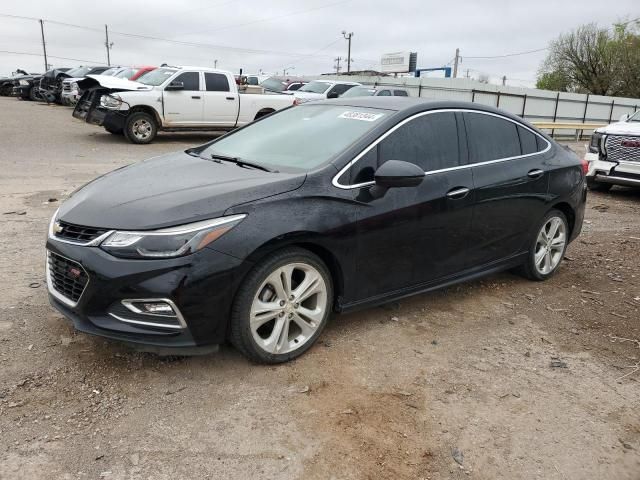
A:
[105,126,123,135]
[229,247,333,364]
[123,112,157,144]
[29,87,41,101]
[517,209,569,281]
[586,178,612,192]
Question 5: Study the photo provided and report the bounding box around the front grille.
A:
[47,252,88,304]
[605,135,640,163]
[62,83,72,92]
[55,221,108,243]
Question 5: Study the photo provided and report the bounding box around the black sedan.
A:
[46,98,587,363]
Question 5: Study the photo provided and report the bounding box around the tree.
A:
[537,20,640,97]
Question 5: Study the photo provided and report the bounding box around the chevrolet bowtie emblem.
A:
[53,222,63,234]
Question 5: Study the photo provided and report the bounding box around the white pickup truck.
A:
[585,111,640,191]
[73,66,295,144]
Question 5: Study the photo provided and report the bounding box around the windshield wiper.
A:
[209,153,275,173]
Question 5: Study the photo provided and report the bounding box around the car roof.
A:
[315,97,535,125]
[312,79,361,85]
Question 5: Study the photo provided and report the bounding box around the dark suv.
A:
[46,98,587,363]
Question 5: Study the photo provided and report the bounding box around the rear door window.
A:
[464,112,521,162]
[329,84,355,96]
[204,72,230,92]
[377,90,392,96]
[517,126,538,155]
[393,90,408,96]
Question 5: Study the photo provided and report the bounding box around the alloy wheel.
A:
[534,216,566,275]
[250,262,328,355]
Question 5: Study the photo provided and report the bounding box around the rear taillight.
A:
[293,98,301,106]
[581,158,589,175]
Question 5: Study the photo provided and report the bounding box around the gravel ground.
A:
[0,97,639,480]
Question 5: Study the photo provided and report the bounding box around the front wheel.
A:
[517,209,569,281]
[230,248,333,364]
[124,112,157,144]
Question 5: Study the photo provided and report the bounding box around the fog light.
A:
[140,302,175,314]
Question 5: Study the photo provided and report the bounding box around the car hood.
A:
[597,121,640,136]
[58,151,306,230]
[293,91,327,100]
[76,74,153,92]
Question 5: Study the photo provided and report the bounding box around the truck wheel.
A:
[124,112,157,144]
[586,178,612,192]
[29,87,41,101]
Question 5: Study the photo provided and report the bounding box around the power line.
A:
[465,47,549,60]
[0,49,106,65]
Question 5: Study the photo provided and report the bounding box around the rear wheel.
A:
[124,112,157,144]
[586,178,612,192]
[517,209,569,281]
[230,247,333,364]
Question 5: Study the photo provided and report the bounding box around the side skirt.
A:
[336,252,528,314]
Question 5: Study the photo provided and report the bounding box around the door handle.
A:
[191,95,201,99]
[226,96,235,100]
[527,169,544,179]
[446,187,470,199]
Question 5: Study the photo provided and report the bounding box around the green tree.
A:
[537,20,640,97]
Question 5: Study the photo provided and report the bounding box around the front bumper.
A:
[46,238,249,349]
[61,90,80,105]
[13,85,30,97]
[586,152,640,187]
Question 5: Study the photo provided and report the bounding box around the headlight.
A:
[100,94,123,109]
[100,215,246,259]
[19,79,29,86]
[71,82,79,90]
[589,132,602,154]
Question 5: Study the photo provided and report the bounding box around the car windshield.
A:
[115,68,137,79]
[299,81,331,94]
[101,68,119,76]
[201,105,389,171]
[340,86,376,98]
[66,66,92,77]
[137,68,177,86]
[261,77,285,92]
[626,111,640,123]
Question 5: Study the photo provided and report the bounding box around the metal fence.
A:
[313,75,640,139]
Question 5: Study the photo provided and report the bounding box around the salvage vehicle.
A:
[39,67,78,103]
[73,66,295,144]
[61,66,156,105]
[13,74,45,100]
[292,79,361,103]
[586,111,640,190]
[340,86,409,97]
[0,69,30,96]
[261,76,307,94]
[47,98,586,363]
[60,65,114,105]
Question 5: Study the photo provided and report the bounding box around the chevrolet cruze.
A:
[46,98,587,363]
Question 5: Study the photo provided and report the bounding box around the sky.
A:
[0,0,638,87]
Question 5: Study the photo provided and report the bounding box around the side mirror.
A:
[619,113,630,122]
[326,91,339,99]
[165,81,184,91]
[374,160,425,188]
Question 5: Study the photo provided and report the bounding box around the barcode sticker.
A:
[338,111,384,122]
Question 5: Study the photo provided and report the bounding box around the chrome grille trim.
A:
[604,135,640,163]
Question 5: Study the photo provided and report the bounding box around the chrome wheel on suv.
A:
[230,248,333,364]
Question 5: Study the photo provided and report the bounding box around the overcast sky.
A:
[1,0,638,86]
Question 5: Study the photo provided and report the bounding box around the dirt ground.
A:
[0,96,639,480]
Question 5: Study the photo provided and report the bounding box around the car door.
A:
[462,111,551,267]
[162,71,203,125]
[346,111,474,299]
[202,72,238,126]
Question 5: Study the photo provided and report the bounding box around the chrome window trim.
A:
[46,250,89,308]
[331,108,552,190]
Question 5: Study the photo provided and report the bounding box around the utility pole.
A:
[334,56,342,74]
[39,19,48,72]
[453,48,460,78]
[104,25,113,66]
[465,69,470,79]
[502,75,507,86]
[342,31,353,73]
[214,59,218,68]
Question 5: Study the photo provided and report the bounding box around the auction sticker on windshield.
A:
[338,111,385,122]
